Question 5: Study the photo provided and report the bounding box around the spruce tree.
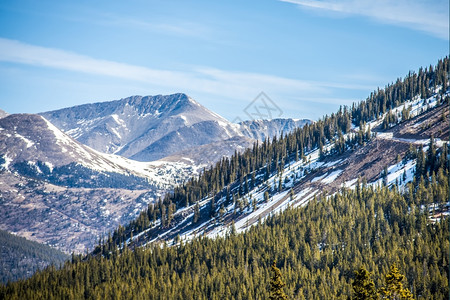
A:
[264,191,270,203]
[269,261,288,300]
[210,197,216,218]
[379,264,414,299]
[352,266,377,300]
[193,203,200,224]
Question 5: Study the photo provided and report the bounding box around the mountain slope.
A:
[98,57,449,250]
[0,171,153,253]
[140,90,448,245]
[161,136,256,166]
[0,113,197,189]
[2,180,447,298]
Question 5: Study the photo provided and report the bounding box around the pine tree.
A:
[193,203,200,224]
[210,197,216,218]
[264,191,270,203]
[379,264,414,299]
[269,261,288,300]
[230,220,237,236]
[426,135,436,172]
[352,266,377,300]
[226,187,231,205]
[382,166,389,186]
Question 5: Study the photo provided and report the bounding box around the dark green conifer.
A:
[269,261,288,300]
[379,264,414,299]
[352,266,377,300]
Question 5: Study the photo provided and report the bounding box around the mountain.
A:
[40,94,244,162]
[106,92,449,249]
[0,98,310,254]
[161,135,256,166]
[0,113,196,189]
[0,113,199,252]
[40,94,310,164]
[95,57,449,251]
[0,170,154,253]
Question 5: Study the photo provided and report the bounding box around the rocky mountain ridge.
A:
[41,94,310,163]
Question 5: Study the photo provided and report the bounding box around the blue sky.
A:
[0,0,448,121]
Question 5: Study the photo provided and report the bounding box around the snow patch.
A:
[110,127,122,139]
[2,154,13,169]
[323,159,342,168]
[321,169,343,184]
[311,173,327,183]
[14,133,34,148]
[44,162,54,172]
[111,114,126,127]
[343,178,358,188]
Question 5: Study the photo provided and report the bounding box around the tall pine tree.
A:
[269,261,288,300]
[352,266,378,300]
[379,264,414,299]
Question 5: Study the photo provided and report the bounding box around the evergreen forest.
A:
[1,144,448,299]
[0,230,68,284]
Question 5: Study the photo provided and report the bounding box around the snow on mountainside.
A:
[0,114,198,189]
[40,94,244,162]
[0,96,310,253]
[122,88,449,247]
[0,113,204,252]
[40,94,310,164]
[161,136,256,166]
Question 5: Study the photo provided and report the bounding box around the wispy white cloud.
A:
[280,0,449,40]
[0,38,375,108]
[93,13,213,39]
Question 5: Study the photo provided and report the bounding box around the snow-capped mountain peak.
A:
[40,94,309,163]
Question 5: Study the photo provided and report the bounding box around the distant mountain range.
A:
[40,93,310,163]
